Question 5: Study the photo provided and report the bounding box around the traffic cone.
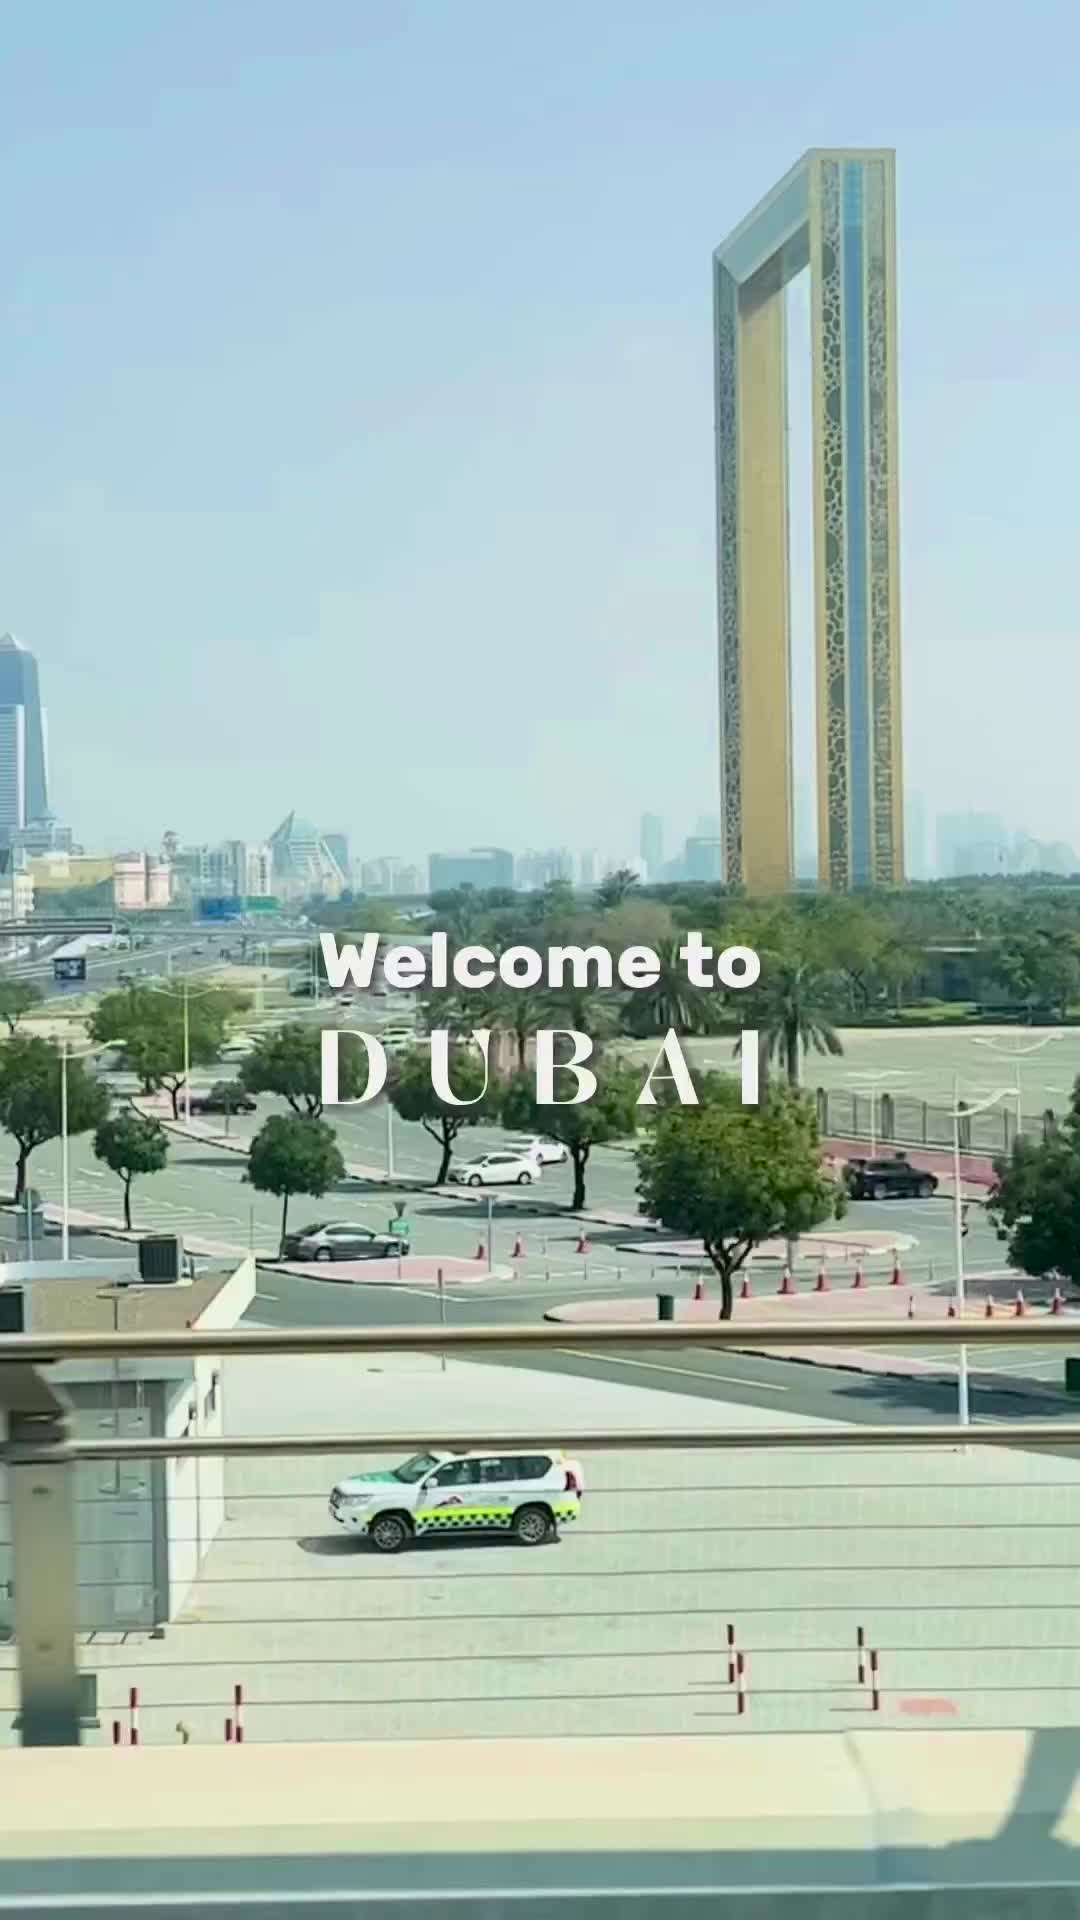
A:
[947,1300,958,1319]
[1014,1290,1026,1318]
[739,1273,752,1301]
[511,1235,525,1259]
[1050,1288,1065,1316]
[778,1266,795,1297]
[984,1296,994,1319]
[890,1259,903,1288]
[692,1278,705,1303]
[475,1240,485,1261]
[852,1264,865,1290]
[576,1233,590,1255]
[814,1264,829,1293]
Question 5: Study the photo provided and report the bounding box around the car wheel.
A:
[511,1504,555,1546]
[468,1174,482,1187]
[872,1181,889,1201]
[315,1247,333,1262]
[368,1512,413,1554]
[917,1177,934,1198]
[516,1170,533,1184]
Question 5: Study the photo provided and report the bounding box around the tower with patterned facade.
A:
[714,149,904,891]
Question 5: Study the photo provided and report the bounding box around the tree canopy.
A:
[240,1021,367,1119]
[247,1112,345,1246]
[90,984,244,1115]
[93,1110,169,1230]
[636,1077,844,1318]
[988,1081,1080,1284]
[388,1044,496,1182]
[0,1036,110,1199]
[501,1062,641,1209]
[0,980,43,1034]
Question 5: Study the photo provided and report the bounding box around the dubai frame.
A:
[714,149,903,892]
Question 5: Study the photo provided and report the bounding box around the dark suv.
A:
[844,1155,938,1201]
[188,1081,257,1116]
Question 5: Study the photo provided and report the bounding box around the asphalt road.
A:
[5,1083,1078,1437]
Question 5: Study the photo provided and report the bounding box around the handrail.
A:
[0,1317,1075,1360]
[50,1419,1080,1461]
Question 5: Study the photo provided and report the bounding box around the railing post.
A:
[3,1369,81,1747]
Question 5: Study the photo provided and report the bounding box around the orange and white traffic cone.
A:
[1014,1290,1027,1318]
[814,1264,829,1294]
[511,1235,525,1259]
[576,1232,590,1255]
[778,1266,795,1297]
[984,1296,994,1319]
[1050,1288,1066,1316]
[852,1264,865,1290]
[739,1273,752,1301]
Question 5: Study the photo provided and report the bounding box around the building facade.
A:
[428,848,514,893]
[0,634,49,848]
[714,149,903,891]
[113,854,171,911]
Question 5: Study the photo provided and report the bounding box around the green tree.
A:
[89,984,242,1116]
[0,980,43,1034]
[0,1035,110,1200]
[620,936,719,1039]
[500,1062,641,1210]
[93,1109,168,1230]
[740,957,844,1089]
[595,866,639,909]
[240,1021,367,1119]
[388,1044,496,1183]
[988,1081,1080,1283]
[636,1077,844,1319]
[248,1112,345,1249]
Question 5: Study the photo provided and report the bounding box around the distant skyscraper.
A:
[684,836,723,883]
[516,848,573,891]
[694,813,721,841]
[0,634,48,847]
[936,812,1008,880]
[904,791,929,880]
[639,814,664,882]
[323,832,351,882]
[580,850,597,888]
[429,848,514,893]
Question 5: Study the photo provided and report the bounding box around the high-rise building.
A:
[268,813,346,900]
[639,814,664,882]
[580,850,597,889]
[323,832,350,881]
[715,151,903,891]
[429,848,514,893]
[516,848,573,891]
[936,812,1008,880]
[0,634,49,848]
[684,836,723,884]
[113,854,171,911]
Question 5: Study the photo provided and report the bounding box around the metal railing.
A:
[4,1319,1080,1752]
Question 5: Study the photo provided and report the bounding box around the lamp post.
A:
[973,1031,1065,1148]
[61,1037,123,1263]
[145,977,224,1126]
[947,1079,1015,1426]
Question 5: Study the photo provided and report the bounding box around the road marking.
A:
[555,1348,788,1392]
[254,1288,279,1301]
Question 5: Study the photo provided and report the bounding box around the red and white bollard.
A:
[112,1719,122,1747]
[856,1625,866,1686]
[727,1622,736,1685]
[852,1264,865,1290]
[870,1649,881,1713]
[128,1686,140,1748]
[511,1235,525,1260]
[736,1651,747,1716]
[233,1682,244,1744]
[225,1717,234,1743]
[890,1259,903,1288]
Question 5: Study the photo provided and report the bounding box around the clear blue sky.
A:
[2,0,1078,868]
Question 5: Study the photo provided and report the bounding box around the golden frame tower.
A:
[714,149,904,891]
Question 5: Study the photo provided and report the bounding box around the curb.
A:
[260,1259,515,1287]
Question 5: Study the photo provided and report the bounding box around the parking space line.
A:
[555,1347,788,1392]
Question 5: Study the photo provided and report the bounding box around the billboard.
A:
[53,956,87,983]
[198,897,243,921]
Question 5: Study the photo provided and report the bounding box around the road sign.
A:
[390,1218,411,1239]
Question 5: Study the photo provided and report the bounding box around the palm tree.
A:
[743,958,844,1088]
[620,938,718,1039]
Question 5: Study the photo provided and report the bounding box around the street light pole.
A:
[951,1075,969,1426]
[182,978,191,1125]
[386,1098,395,1180]
[60,1040,69,1264]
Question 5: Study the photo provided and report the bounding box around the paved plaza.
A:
[3,1351,1079,1749]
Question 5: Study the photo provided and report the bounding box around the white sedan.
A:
[448,1151,538,1187]
[506,1136,569,1167]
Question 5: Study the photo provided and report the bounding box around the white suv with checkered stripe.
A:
[329,1448,583,1553]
